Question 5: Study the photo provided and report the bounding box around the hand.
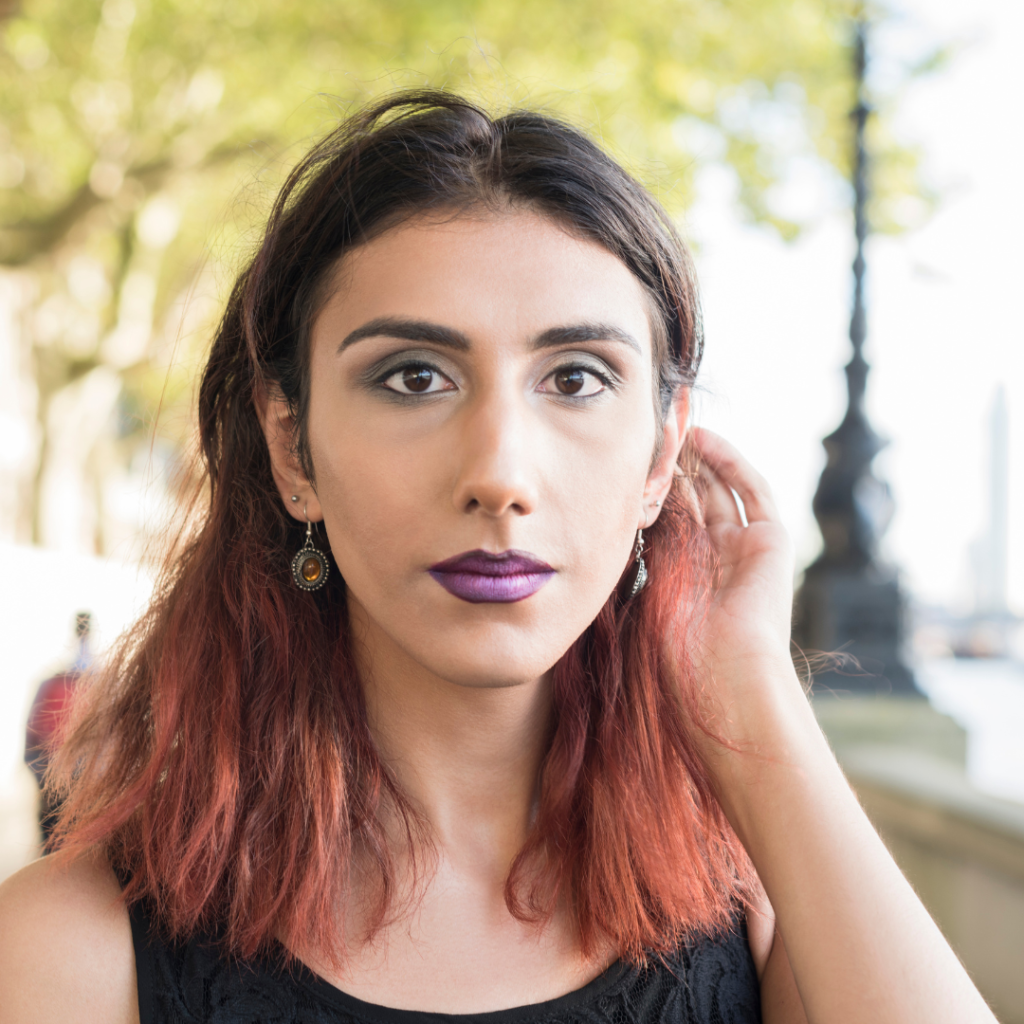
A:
[686,428,806,751]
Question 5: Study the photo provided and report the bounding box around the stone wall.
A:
[817,697,1024,1023]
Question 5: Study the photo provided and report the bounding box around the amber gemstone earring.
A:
[291,505,329,592]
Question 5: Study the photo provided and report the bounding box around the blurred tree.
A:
[0,0,931,553]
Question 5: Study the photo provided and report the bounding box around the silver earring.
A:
[290,494,299,503]
[630,529,648,597]
[291,504,329,591]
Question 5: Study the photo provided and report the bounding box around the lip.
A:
[428,549,555,604]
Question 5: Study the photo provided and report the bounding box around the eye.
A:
[381,364,454,395]
[541,365,609,397]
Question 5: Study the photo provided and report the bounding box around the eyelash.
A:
[373,359,452,397]
[544,362,616,396]
[371,359,617,397]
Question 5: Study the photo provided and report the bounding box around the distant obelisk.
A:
[792,18,920,695]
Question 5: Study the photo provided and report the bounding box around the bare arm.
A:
[0,851,137,1024]
[747,890,809,1024]
[692,428,996,1024]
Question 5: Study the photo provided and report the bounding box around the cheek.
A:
[546,418,654,579]
[307,415,442,579]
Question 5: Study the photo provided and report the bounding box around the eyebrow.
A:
[338,316,643,356]
[338,317,470,353]
[532,323,643,355]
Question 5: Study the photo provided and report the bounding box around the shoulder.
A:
[0,849,138,1024]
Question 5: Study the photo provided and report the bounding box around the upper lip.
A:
[428,549,554,576]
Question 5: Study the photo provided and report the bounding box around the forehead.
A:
[316,208,654,353]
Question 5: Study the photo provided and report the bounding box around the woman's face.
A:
[300,208,677,688]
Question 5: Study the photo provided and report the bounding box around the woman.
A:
[0,92,996,1024]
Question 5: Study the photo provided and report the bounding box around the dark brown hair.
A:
[52,91,752,967]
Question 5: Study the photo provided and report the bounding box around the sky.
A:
[688,0,1023,617]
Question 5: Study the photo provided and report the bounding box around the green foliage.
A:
[0,0,934,544]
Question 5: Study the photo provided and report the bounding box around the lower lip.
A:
[428,570,555,603]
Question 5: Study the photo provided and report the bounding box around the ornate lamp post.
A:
[792,19,920,695]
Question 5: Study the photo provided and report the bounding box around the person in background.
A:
[24,611,92,848]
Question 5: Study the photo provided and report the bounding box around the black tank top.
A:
[128,900,762,1024]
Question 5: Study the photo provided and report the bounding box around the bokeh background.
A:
[0,0,1021,1015]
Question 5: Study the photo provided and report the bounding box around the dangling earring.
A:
[630,528,648,597]
[291,505,329,592]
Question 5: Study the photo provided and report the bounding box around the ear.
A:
[254,385,323,523]
[639,389,689,529]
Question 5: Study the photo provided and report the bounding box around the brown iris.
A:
[402,367,434,393]
[555,369,585,394]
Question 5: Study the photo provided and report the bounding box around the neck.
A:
[349,599,554,879]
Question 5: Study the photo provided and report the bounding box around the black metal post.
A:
[792,18,920,695]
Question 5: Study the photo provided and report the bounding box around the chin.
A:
[350,577,606,689]
[402,613,576,689]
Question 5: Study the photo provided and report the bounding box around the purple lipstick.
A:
[428,549,555,604]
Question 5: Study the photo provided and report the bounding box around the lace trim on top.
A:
[129,899,762,1024]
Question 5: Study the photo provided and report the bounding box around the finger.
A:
[697,460,744,530]
[690,428,779,524]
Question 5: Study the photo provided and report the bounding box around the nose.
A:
[450,392,539,518]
